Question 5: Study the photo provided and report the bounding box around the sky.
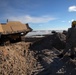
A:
[0,0,76,30]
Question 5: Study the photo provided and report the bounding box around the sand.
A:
[0,32,76,75]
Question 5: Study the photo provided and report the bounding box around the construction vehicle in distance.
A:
[0,21,32,45]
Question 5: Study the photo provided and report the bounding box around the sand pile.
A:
[30,32,66,50]
[29,32,76,75]
[0,42,39,75]
[0,32,76,75]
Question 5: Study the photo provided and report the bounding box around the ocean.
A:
[26,30,64,37]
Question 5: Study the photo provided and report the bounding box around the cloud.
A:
[61,19,75,24]
[68,21,71,23]
[68,6,76,12]
[68,19,75,23]
[8,15,56,23]
[61,21,66,22]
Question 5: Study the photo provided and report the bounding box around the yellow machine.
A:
[0,21,32,45]
[72,21,76,27]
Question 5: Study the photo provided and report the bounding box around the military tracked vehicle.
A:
[0,21,32,45]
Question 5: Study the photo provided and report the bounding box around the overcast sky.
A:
[0,0,76,30]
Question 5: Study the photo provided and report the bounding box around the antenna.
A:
[7,19,8,22]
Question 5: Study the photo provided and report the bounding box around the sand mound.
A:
[0,42,38,75]
[0,32,76,75]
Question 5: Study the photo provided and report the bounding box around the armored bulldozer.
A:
[0,21,32,45]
